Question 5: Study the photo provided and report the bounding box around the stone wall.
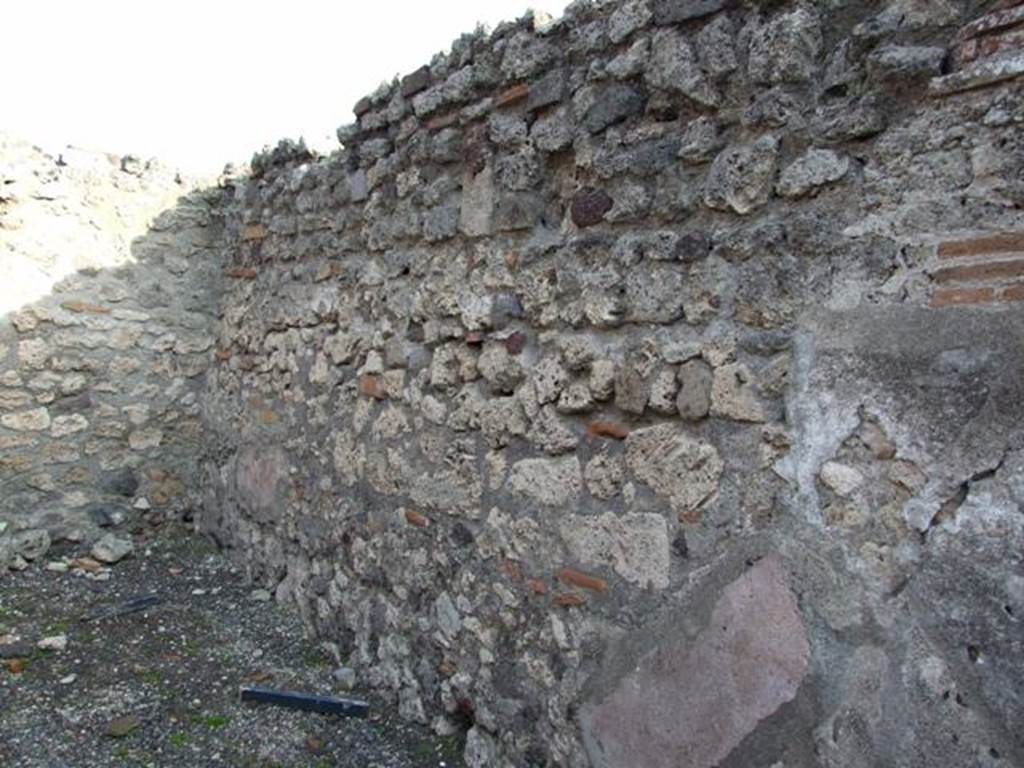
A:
[0,135,224,566]
[198,1,1024,764]
[3,0,1023,765]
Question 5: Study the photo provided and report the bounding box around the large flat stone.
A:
[581,556,810,768]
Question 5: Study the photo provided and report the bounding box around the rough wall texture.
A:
[3,0,1024,766]
[196,1,1024,765]
[0,136,224,563]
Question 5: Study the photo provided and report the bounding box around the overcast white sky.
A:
[3,1,569,174]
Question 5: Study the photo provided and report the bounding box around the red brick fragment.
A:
[587,421,630,440]
[493,83,530,108]
[61,300,111,314]
[937,232,1024,258]
[933,259,1024,284]
[404,509,430,528]
[931,286,995,306]
[558,568,607,593]
[554,592,587,607]
[426,111,460,132]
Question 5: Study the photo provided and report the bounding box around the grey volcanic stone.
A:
[652,0,726,25]
[581,85,645,133]
[704,135,779,214]
[91,534,134,564]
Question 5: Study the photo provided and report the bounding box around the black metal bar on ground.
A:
[81,594,162,622]
[239,686,369,718]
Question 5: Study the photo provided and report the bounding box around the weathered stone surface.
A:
[580,84,645,134]
[581,557,810,768]
[711,362,764,422]
[777,148,849,198]
[704,136,779,214]
[676,359,713,421]
[625,424,723,516]
[507,456,583,506]
[560,512,670,589]
[747,7,823,85]
[1,407,51,432]
[570,187,614,228]
[90,533,134,564]
[646,28,719,107]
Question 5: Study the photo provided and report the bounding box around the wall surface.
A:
[197,1,1024,765]
[0,135,224,565]
[3,0,1024,766]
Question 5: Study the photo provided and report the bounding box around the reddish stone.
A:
[527,579,547,595]
[956,28,1024,65]
[570,188,614,228]
[587,421,631,440]
[465,331,486,346]
[959,3,1024,40]
[359,374,388,400]
[494,83,530,108]
[580,557,809,768]
[215,349,232,362]
[498,560,522,581]
[558,568,607,592]
[404,509,430,528]
[426,111,460,132]
[504,331,527,355]
[554,592,587,607]
[61,300,111,314]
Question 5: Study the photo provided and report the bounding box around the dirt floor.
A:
[0,524,466,767]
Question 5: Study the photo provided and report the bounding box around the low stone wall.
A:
[0,136,224,565]
[198,1,1024,765]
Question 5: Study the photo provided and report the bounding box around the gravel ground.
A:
[0,525,465,767]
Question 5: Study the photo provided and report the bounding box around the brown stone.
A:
[933,258,1024,283]
[586,421,630,440]
[554,592,587,607]
[225,267,258,279]
[61,300,111,314]
[931,286,995,306]
[404,509,430,527]
[1001,283,1024,301]
[359,374,388,400]
[240,224,268,241]
[527,578,547,595]
[493,83,530,109]
[581,557,809,768]
[937,232,1024,258]
[558,567,607,592]
[426,111,460,132]
[570,188,614,228]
